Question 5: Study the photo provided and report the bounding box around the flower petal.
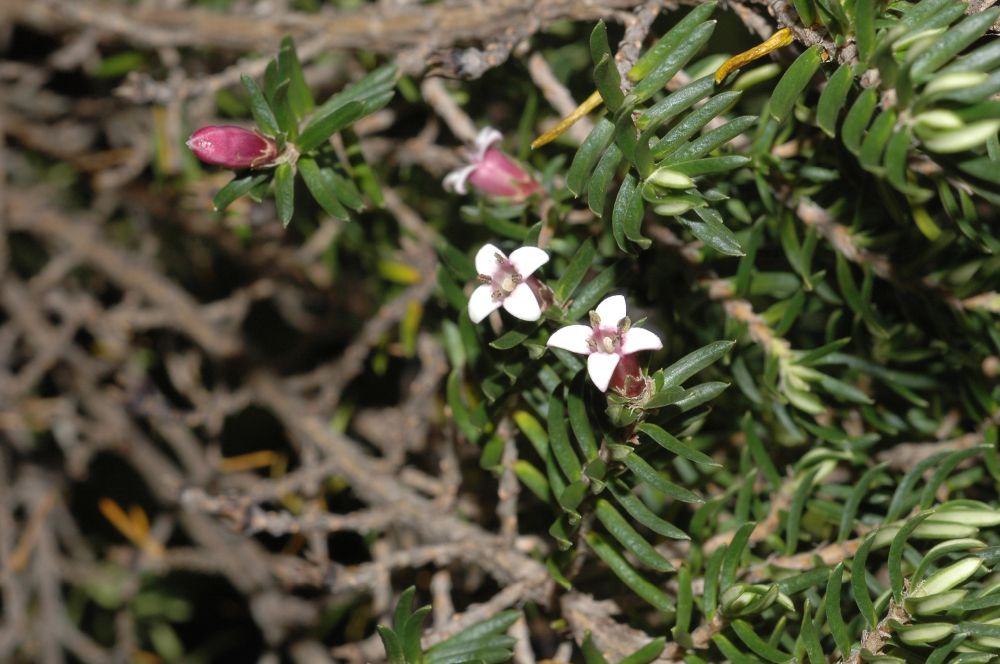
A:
[468,285,501,323]
[587,352,621,392]
[443,164,476,195]
[594,295,627,326]
[474,243,506,276]
[508,246,549,277]
[621,327,663,354]
[473,127,503,160]
[502,282,542,321]
[546,325,594,354]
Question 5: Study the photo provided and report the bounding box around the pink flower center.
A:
[588,327,622,355]
[478,254,523,302]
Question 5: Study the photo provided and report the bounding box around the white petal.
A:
[594,295,627,327]
[587,352,621,392]
[502,282,542,321]
[468,285,501,323]
[621,327,663,354]
[546,325,594,354]
[443,164,476,194]
[473,127,503,160]
[474,243,506,276]
[508,246,549,277]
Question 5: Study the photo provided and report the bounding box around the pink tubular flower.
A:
[468,243,550,323]
[546,295,662,394]
[444,128,541,201]
[186,125,279,170]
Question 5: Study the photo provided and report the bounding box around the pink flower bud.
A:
[186,125,279,170]
[444,128,541,201]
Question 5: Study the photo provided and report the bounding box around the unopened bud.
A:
[186,125,279,170]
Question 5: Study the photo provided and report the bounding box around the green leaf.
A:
[638,75,715,131]
[212,173,268,211]
[770,46,823,122]
[889,511,934,604]
[817,64,853,138]
[401,606,431,663]
[607,479,689,539]
[851,531,879,628]
[585,532,674,611]
[565,264,616,321]
[581,632,610,664]
[595,499,673,572]
[514,460,551,502]
[859,109,896,171]
[841,86,878,154]
[555,239,596,303]
[855,0,876,65]
[297,100,366,152]
[548,394,582,481]
[920,447,992,509]
[241,74,280,137]
[681,208,745,256]
[652,91,742,159]
[623,452,702,503]
[394,586,416,630]
[838,463,888,542]
[298,158,349,219]
[638,423,720,467]
[629,1,717,81]
[614,173,649,250]
[568,118,615,196]
[277,36,314,118]
[675,565,694,635]
[341,127,384,207]
[274,162,295,227]
[671,381,729,412]
[448,370,481,444]
[731,620,793,663]
[567,380,599,459]
[886,451,951,521]
[784,466,819,555]
[660,343,734,388]
[910,8,1000,83]
[594,54,625,112]
[630,21,717,104]
[668,115,757,162]
[618,638,666,664]
[825,562,851,658]
[588,142,624,215]
[667,155,751,177]
[377,626,404,664]
[720,522,756,594]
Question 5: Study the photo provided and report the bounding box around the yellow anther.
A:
[714,27,794,84]
[531,90,604,150]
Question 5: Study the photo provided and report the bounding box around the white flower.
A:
[468,243,550,323]
[546,295,662,392]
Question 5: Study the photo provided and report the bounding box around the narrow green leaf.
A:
[212,173,268,211]
[651,91,742,159]
[838,463,888,542]
[859,109,896,171]
[668,155,750,177]
[629,1,717,81]
[401,606,431,663]
[585,532,674,611]
[594,54,625,112]
[377,626,404,664]
[565,264,616,321]
[298,158,349,219]
[671,381,729,412]
[567,380,598,459]
[825,562,851,658]
[731,620,793,663]
[595,499,673,572]
[614,173,649,250]
[638,75,715,131]
[568,118,614,196]
[548,394,582,480]
[743,414,781,491]
[581,632,610,664]
[855,0,876,65]
[841,87,878,154]
[887,451,951,521]
[770,46,823,122]
[889,511,934,604]
[682,209,745,256]
[669,115,757,162]
[720,522,756,594]
[623,452,703,503]
[618,638,666,664]
[661,340,735,388]
[799,600,824,664]
[297,100,366,152]
[703,544,726,617]
[607,479,690,539]
[555,239,596,302]
[588,142,623,215]
[817,64,853,138]
[784,466,819,555]
[910,8,1000,83]
[241,73,280,137]
[394,587,415,630]
[920,447,991,509]
[711,634,763,664]
[630,22,717,104]
[274,162,295,226]
[851,531,879,628]
[638,423,720,467]
[675,566,694,634]
[278,36,314,118]
[514,460,551,502]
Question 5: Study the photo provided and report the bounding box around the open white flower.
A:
[468,243,550,323]
[546,295,662,392]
